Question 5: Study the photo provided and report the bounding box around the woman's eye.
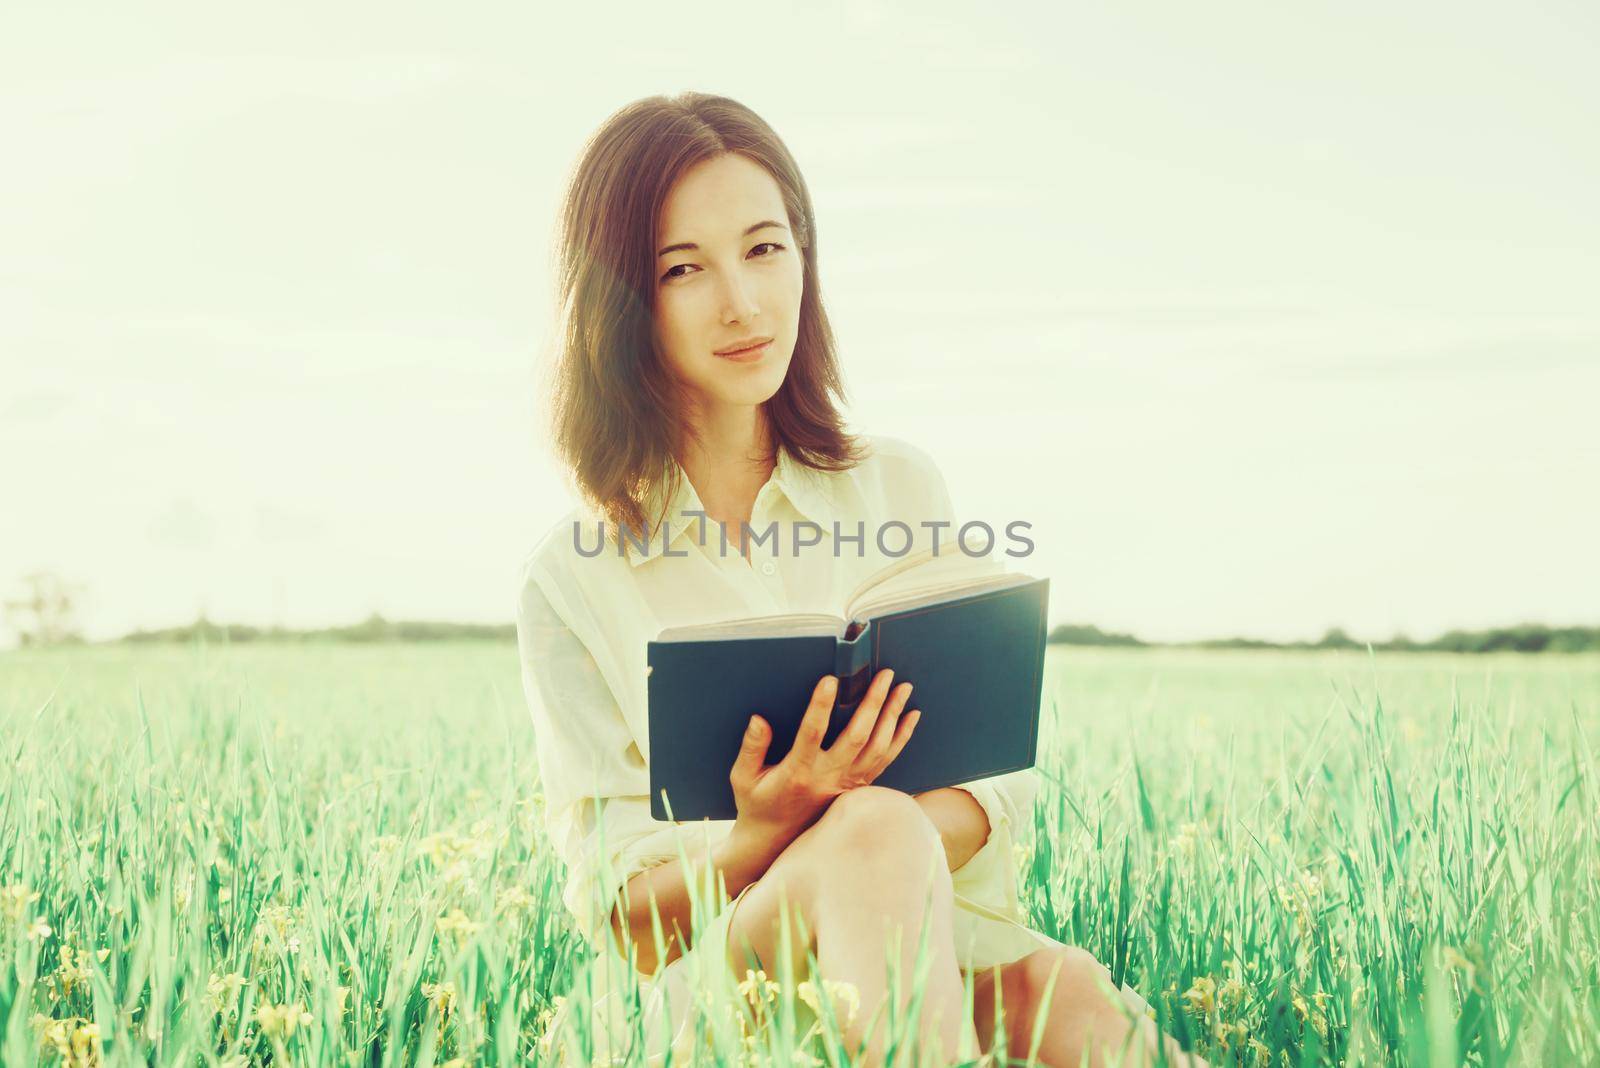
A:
[660,242,787,283]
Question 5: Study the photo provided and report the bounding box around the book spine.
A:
[834,620,875,711]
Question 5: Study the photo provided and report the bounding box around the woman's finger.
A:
[730,714,772,791]
[786,674,838,774]
[879,708,921,769]
[828,667,894,760]
[860,681,913,765]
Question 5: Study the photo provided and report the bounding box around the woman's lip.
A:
[714,340,771,359]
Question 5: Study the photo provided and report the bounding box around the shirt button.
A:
[761,561,776,576]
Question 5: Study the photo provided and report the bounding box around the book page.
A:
[847,549,1030,620]
[652,549,1033,643]
[653,612,844,642]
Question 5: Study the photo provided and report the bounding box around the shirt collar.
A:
[624,441,834,567]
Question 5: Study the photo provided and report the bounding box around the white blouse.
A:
[515,433,1063,1055]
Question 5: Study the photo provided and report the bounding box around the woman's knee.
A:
[813,785,942,858]
[1018,946,1115,1013]
[750,787,944,915]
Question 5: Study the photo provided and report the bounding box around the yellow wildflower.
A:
[422,980,458,1018]
[2,884,41,923]
[52,945,101,999]
[1440,945,1478,990]
[1217,956,1248,1010]
[419,829,493,869]
[72,1021,102,1061]
[1172,822,1205,857]
[436,908,482,940]
[495,885,537,915]
[205,972,249,1016]
[1181,976,1215,1017]
[256,1001,313,1040]
[737,967,780,1006]
[797,978,860,1025]
[33,1013,103,1066]
[1289,990,1330,1039]
[252,904,300,952]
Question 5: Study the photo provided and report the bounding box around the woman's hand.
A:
[729,668,919,844]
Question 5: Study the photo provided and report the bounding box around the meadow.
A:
[1,641,1596,1066]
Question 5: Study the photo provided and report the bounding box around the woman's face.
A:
[651,153,803,418]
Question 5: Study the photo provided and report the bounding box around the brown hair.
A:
[541,92,868,546]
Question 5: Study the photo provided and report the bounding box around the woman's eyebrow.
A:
[657,220,789,258]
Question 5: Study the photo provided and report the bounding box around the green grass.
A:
[1,642,1596,1066]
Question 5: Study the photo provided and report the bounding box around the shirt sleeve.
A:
[516,559,717,953]
[944,768,1040,916]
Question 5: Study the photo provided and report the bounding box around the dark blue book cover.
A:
[646,571,1049,821]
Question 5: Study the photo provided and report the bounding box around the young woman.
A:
[517,92,1205,1068]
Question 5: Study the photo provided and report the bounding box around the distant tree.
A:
[1549,627,1600,653]
[1315,627,1360,650]
[3,569,86,646]
[1193,636,1278,650]
[1046,623,1144,647]
[336,612,397,641]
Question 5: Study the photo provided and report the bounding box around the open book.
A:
[646,547,1049,821]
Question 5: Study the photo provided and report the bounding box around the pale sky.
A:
[3,1,1597,648]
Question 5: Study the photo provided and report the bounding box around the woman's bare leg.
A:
[724,786,979,1067]
[964,948,1211,1068]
